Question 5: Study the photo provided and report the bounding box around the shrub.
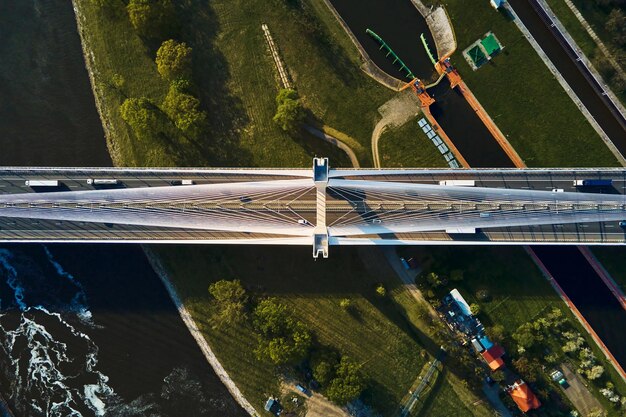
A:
[375,284,386,297]
[208,279,248,327]
[339,298,352,310]
[475,289,490,301]
[469,303,481,316]
[156,39,192,81]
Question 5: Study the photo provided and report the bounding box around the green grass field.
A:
[155,246,434,416]
[378,117,448,168]
[424,0,618,167]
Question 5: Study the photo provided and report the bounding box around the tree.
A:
[492,369,506,383]
[253,298,312,365]
[313,360,335,386]
[311,348,340,386]
[156,39,193,81]
[325,357,366,405]
[126,0,177,39]
[513,322,538,349]
[426,272,443,288]
[208,280,248,327]
[162,86,207,138]
[488,324,505,343]
[512,357,540,383]
[450,269,464,282]
[606,9,626,46]
[586,365,605,381]
[276,88,298,104]
[119,97,158,135]
[339,298,352,310]
[273,98,305,133]
[470,303,481,316]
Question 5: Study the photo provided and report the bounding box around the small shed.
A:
[264,397,282,416]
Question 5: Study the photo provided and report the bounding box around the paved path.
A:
[560,363,604,416]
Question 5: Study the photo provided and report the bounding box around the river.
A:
[0,2,246,416]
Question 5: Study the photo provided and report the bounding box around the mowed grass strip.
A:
[425,0,617,167]
[155,245,433,416]
[378,117,448,168]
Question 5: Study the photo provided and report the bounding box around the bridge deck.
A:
[0,165,625,254]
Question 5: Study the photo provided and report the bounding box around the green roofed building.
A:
[468,45,487,67]
[481,33,502,56]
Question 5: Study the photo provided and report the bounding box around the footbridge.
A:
[2,158,626,257]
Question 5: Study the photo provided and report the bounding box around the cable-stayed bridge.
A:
[2,158,626,257]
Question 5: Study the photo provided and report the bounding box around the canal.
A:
[508,0,626,150]
[0,1,246,416]
[329,0,438,82]
[327,0,626,372]
[329,0,514,168]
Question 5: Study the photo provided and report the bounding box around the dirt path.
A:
[371,92,421,168]
[282,383,349,417]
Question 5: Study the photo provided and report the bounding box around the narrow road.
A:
[508,0,626,153]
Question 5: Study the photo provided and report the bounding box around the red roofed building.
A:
[507,380,541,412]
[481,344,505,371]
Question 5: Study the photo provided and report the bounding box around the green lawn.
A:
[379,117,448,168]
[415,373,474,417]
[155,245,435,416]
[424,0,618,167]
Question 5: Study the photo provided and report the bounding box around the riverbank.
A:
[143,247,258,416]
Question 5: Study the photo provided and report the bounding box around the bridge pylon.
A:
[313,157,329,258]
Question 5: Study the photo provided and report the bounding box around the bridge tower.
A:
[313,157,329,258]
